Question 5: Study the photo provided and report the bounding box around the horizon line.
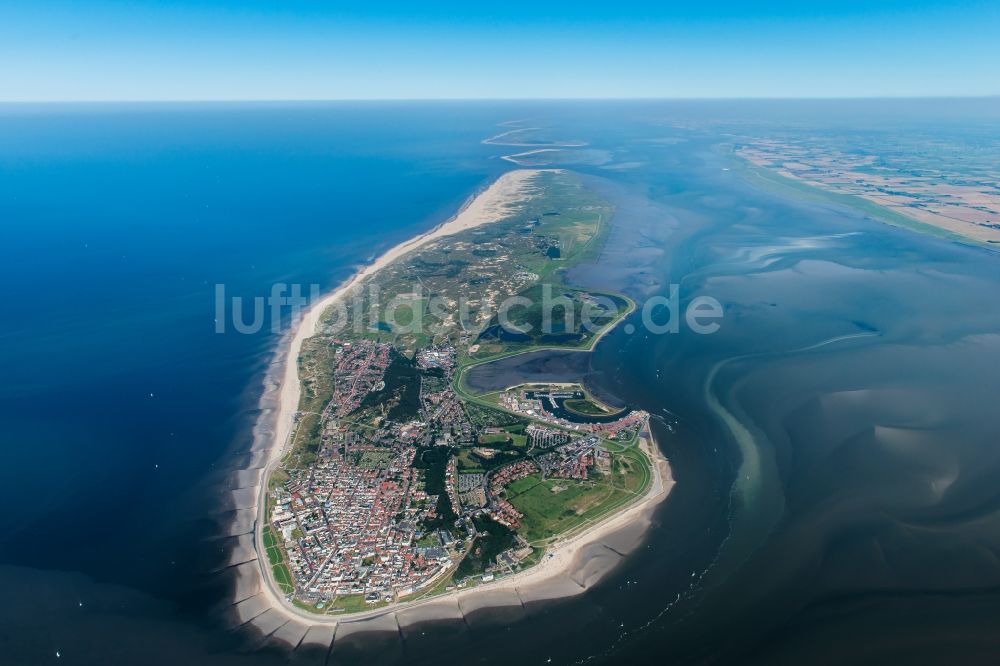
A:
[2,94,999,105]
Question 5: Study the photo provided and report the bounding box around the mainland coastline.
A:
[237,169,674,640]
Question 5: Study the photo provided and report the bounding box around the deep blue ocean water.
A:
[0,102,515,660]
[3,100,1000,665]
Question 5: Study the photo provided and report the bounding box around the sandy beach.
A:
[244,167,674,635]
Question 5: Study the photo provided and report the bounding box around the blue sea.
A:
[0,102,512,661]
[3,100,1000,665]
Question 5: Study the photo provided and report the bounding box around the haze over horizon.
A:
[3,0,999,102]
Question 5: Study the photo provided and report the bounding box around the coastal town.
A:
[265,335,651,612]
[260,169,656,615]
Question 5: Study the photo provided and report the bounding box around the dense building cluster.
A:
[270,337,643,606]
[526,423,571,448]
[270,343,466,604]
[537,436,608,480]
[326,340,391,418]
[271,446,451,601]
[415,344,457,373]
[590,410,646,437]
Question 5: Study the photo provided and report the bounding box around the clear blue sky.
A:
[3,0,998,101]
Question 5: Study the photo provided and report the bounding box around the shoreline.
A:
[242,168,674,635]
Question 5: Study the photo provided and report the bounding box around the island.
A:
[253,169,672,622]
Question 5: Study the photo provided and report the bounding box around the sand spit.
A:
[500,148,561,165]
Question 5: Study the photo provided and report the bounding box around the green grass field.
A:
[480,433,513,444]
[262,526,295,595]
[328,594,387,614]
[509,475,621,542]
[614,445,652,494]
[507,445,652,544]
[563,397,620,416]
[355,449,394,468]
[456,448,487,472]
[506,473,543,495]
